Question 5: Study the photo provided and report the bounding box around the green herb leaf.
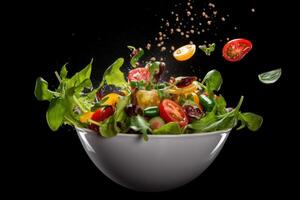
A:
[199,43,216,56]
[188,110,218,132]
[68,59,93,88]
[60,64,68,80]
[239,112,263,131]
[203,69,223,92]
[46,98,67,131]
[34,77,55,101]
[100,58,127,88]
[258,68,282,84]
[130,115,150,141]
[215,95,227,115]
[153,122,181,135]
[114,96,130,132]
[148,61,160,81]
[99,116,118,137]
[128,46,144,68]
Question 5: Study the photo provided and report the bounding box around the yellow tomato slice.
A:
[80,112,94,123]
[102,93,121,106]
[173,44,196,61]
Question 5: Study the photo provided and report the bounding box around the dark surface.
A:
[7,0,296,197]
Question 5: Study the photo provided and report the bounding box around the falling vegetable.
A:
[199,43,216,56]
[258,68,282,84]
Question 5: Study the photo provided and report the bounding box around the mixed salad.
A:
[35,45,263,140]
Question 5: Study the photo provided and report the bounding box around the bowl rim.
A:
[75,127,232,138]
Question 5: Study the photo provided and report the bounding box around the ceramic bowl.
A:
[75,127,231,192]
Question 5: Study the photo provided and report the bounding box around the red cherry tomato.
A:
[128,67,151,83]
[222,38,253,62]
[159,99,188,127]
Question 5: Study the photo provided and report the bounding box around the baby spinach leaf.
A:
[203,70,223,92]
[153,122,181,135]
[238,112,263,131]
[188,109,218,132]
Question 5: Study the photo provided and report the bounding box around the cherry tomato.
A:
[128,67,151,83]
[159,99,188,127]
[222,39,252,62]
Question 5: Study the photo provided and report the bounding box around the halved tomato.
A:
[159,99,188,127]
[222,38,252,62]
[128,67,151,83]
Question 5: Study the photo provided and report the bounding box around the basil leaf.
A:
[34,77,55,101]
[100,58,127,88]
[203,69,223,92]
[258,68,282,84]
[153,122,181,135]
[46,98,66,131]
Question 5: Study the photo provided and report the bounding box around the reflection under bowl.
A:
[76,127,231,192]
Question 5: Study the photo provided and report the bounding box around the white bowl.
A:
[75,127,231,192]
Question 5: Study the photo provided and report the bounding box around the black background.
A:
[6,0,296,197]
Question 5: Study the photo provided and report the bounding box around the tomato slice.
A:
[128,67,151,83]
[159,99,188,127]
[173,44,196,61]
[222,38,252,62]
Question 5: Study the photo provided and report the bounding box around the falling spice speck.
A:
[161,47,166,52]
[221,17,226,21]
[207,20,212,25]
[251,8,255,12]
[146,43,151,50]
